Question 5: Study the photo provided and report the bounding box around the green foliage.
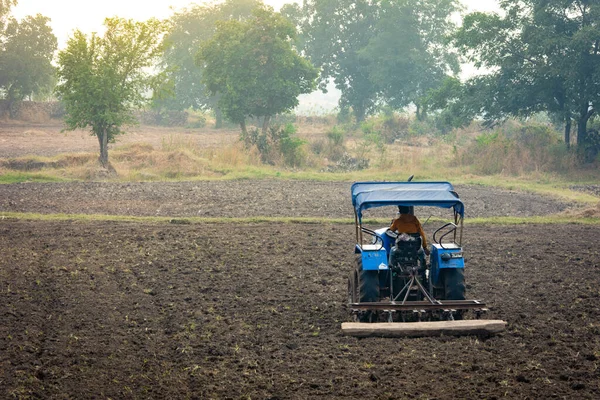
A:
[422,77,475,133]
[321,125,347,161]
[454,0,600,148]
[326,126,344,147]
[56,18,166,167]
[157,0,261,115]
[360,112,413,144]
[277,124,306,167]
[197,6,318,134]
[0,14,57,106]
[0,0,16,25]
[302,0,379,122]
[457,123,577,175]
[302,0,460,121]
[242,123,306,167]
[361,0,460,119]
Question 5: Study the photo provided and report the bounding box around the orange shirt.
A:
[390,214,428,249]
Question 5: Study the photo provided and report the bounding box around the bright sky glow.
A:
[13,0,500,49]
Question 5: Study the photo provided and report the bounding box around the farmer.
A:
[390,206,430,255]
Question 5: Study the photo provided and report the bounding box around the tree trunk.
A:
[415,103,427,121]
[262,115,271,136]
[564,116,571,149]
[215,108,222,129]
[240,119,248,138]
[97,129,109,168]
[576,106,593,148]
[7,98,18,119]
[354,104,366,123]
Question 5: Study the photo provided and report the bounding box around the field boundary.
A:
[1,212,599,225]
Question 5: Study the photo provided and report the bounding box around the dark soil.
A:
[571,184,600,197]
[1,220,599,399]
[0,181,576,219]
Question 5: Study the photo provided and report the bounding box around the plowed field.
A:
[1,179,599,399]
[0,181,600,399]
[0,181,573,219]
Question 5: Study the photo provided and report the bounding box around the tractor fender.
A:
[430,244,464,286]
[355,244,388,271]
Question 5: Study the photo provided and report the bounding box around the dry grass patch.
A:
[562,202,600,218]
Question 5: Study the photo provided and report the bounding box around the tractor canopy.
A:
[351,181,464,223]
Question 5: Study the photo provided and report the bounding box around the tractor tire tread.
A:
[443,268,466,300]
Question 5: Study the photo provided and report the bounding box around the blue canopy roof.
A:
[351,181,464,222]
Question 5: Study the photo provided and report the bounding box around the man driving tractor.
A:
[389,206,430,255]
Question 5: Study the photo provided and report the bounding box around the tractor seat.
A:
[390,234,422,266]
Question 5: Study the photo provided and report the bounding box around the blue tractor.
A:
[344,181,506,337]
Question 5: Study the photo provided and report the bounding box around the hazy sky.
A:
[13,0,501,49]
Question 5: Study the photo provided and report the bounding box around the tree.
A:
[56,18,165,168]
[420,76,474,133]
[454,0,600,150]
[360,0,460,121]
[300,0,460,122]
[0,0,17,23]
[197,7,318,136]
[0,14,57,112]
[302,0,379,122]
[158,0,260,127]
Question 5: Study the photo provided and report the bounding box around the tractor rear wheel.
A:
[347,271,358,304]
[356,256,379,303]
[443,268,466,300]
[443,268,465,320]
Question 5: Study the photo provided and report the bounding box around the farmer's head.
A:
[398,206,411,214]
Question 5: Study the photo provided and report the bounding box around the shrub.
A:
[310,139,326,155]
[326,126,345,146]
[360,112,414,144]
[140,110,189,126]
[455,123,577,175]
[275,124,306,167]
[241,123,306,167]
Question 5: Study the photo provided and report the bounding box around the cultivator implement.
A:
[343,299,506,337]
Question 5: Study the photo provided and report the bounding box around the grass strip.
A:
[0,212,598,225]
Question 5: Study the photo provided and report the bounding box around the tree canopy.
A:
[56,17,166,168]
[454,0,600,149]
[197,6,318,135]
[361,0,460,120]
[157,0,261,123]
[0,14,57,106]
[0,0,17,22]
[299,0,460,121]
[302,0,379,121]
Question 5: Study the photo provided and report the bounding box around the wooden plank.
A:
[341,320,507,338]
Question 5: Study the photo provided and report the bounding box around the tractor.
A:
[343,181,506,337]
